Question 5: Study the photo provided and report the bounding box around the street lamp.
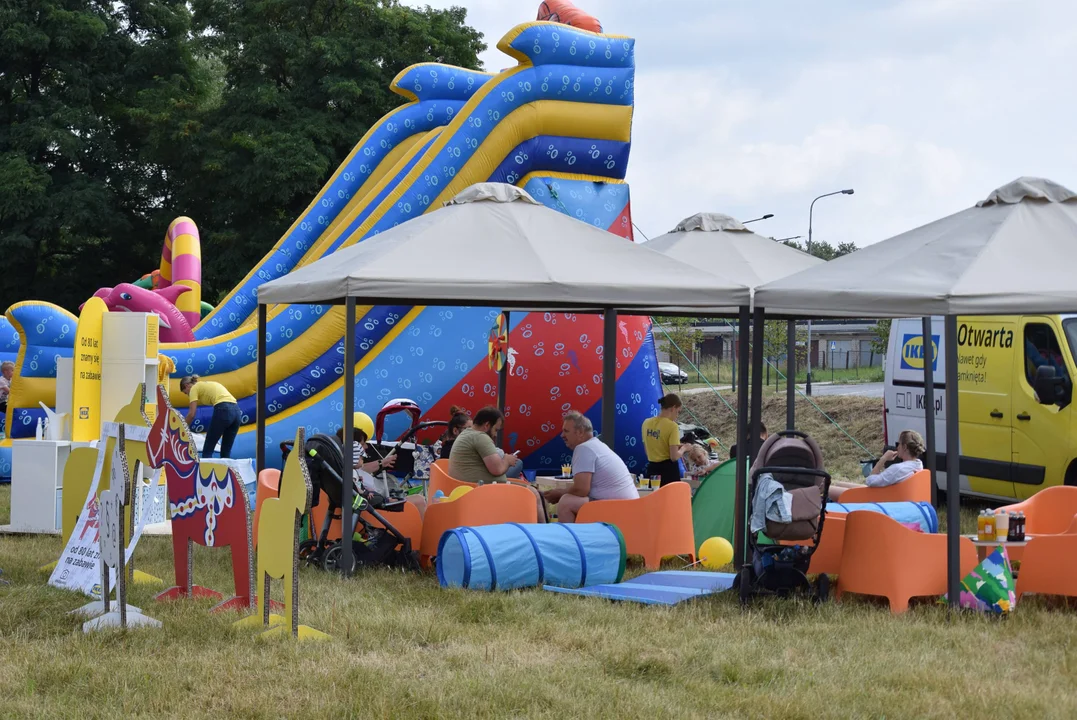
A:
[743,213,775,224]
[805,189,854,396]
[775,235,803,243]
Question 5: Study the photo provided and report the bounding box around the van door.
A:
[1011,318,1070,500]
[955,318,1015,499]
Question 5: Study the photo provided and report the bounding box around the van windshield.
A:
[1063,318,1077,368]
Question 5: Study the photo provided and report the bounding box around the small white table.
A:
[961,535,1035,563]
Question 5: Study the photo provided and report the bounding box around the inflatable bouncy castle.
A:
[0,6,661,476]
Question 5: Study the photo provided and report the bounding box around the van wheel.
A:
[1064,461,1077,487]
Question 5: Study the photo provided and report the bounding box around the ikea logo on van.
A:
[900,334,939,371]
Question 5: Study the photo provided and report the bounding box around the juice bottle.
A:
[983,511,994,543]
[977,511,988,541]
[994,509,1009,542]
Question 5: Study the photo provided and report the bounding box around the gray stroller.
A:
[733,430,831,604]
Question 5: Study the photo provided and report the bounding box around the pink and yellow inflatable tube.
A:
[158,217,202,329]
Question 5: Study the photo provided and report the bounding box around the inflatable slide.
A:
[1,18,661,477]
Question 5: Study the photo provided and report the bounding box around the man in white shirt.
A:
[543,411,639,522]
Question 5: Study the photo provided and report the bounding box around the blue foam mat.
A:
[544,570,736,606]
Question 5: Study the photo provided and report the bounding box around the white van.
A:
[884,315,1077,502]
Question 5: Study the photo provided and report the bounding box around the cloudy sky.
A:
[403,0,1076,247]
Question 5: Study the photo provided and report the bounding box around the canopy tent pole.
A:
[944,315,961,607]
[732,306,751,570]
[340,297,357,576]
[786,320,796,430]
[922,316,938,505]
[601,309,618,450]
[749,309,766,460]
[497,311,510,447]
[256,303,268,474]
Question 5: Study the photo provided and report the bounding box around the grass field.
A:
[2,396,1077,718]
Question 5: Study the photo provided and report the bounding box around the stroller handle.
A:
[751,465,831,481]
[773,429,810,440]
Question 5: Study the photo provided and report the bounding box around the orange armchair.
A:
[419,483,539,566]
[806,514,845,576]
[429,461,477,500]
[575,482,695,570]
[998,486,1077,563]
[835,511,977,614]
[838,469,933,504]
[1015,513,1077,602]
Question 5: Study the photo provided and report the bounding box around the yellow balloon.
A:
[448,485,473,502]
[699,536,733,570]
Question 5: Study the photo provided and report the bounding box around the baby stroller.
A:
[366,398,446,482]
[734,430,831,604]
[289,433,420,574]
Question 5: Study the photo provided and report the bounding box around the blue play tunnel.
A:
[436,522,626,592]
[825,501,939,533]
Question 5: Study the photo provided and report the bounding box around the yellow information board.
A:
[145,314,159,359]
[72,297,106,442]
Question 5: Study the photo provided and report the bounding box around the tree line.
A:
[0,0,484,312]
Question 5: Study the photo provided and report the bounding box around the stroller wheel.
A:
[322,542,357,575]
[813,574,831,604]
[298,539,321,565]
[736,566,754,606]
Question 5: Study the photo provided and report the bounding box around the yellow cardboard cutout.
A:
[234,427,329,641]
[72,297,105,442]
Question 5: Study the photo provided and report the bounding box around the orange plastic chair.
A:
[252,469,281,551]
[575,482,695,569]
[429,461,477,500]
[805,514,845,576]
[419,483,539,566]
[1015,513,1077,602]
[997,486,1077,563]
[367,500,424,550]
[838,469,933,504]
[835,511,978,614]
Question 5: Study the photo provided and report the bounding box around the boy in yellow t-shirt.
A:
[641,393,689,487]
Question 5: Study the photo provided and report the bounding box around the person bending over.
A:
[180,375,241,459]
[544,411,638,523]
[828,429,925,501]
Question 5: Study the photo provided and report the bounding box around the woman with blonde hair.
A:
[179,375,241,459]
[828,429,926,500]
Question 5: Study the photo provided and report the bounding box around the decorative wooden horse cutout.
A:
[235,428,329,641]
[146,383,254,612]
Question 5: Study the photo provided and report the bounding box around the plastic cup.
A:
[523,469,537,483]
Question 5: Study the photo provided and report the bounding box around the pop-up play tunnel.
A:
[436,522,626,591]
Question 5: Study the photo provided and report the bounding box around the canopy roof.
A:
[258,183,751,313]
[754,177,1077,317]
[645,213,823,310]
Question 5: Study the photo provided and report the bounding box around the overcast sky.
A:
[402,0,1077,247]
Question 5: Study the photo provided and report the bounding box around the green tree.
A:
[177,0,486,299]
[781,238,858,260]
[871,318,892,354]
[653,316,703,364]
[0,0,215,311]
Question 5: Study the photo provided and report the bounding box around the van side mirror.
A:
[1034,366,1071,408]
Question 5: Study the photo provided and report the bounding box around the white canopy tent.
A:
[256,183,753,573]
[753,177,1077,605]
[646,212,827,567]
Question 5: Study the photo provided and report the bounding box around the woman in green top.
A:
[180,375,241,459]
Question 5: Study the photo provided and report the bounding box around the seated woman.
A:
[828,429,925,501]
[438,406,471,460]
[337,413,426,519]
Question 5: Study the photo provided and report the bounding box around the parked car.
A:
[659,362,689,385]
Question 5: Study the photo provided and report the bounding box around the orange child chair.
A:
[575,482,695,570]
[419,483,538,567]
[252,469,281,551]
[429,461,477,500]
[1015,513,1077,602]
[837,469,933,504]
[835,511,978,614]
[998,486,1077,563]
[805,514,846,576]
